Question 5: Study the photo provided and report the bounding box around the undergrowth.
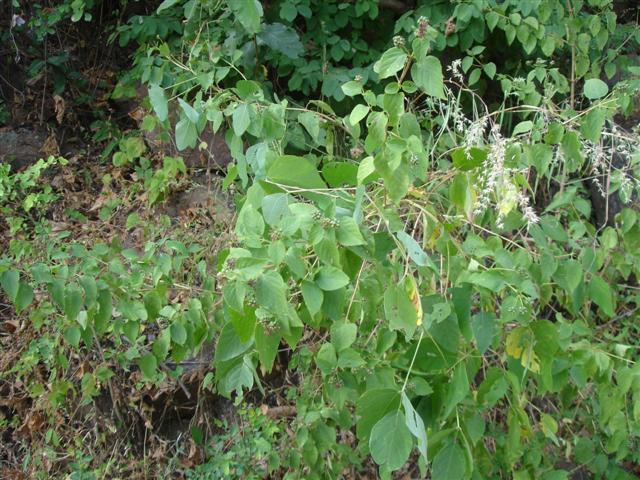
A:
[1,0,640,479]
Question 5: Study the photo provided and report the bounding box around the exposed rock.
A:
[0,127,50,171]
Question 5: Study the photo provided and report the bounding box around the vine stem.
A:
[402,329,425,392]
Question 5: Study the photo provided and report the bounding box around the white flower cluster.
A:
[464,117,488,156]
[582,125,639,201]
[447,59,464,82]
[474,124,539,228]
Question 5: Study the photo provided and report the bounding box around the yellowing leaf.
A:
[506,327,540,373]
[405,275,423,326]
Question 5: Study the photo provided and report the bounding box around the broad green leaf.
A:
[336,217,365,246]
[486,11,499,31]
[138,353,157,379]
[267,155,326,189]
[156,0,180,12]
[331,322,357,352]
[152,329,171,360]
[342,80,363,97]
[144,291,163,321]
[513,120,533,136]
[553,259,582,294]
[15,282,33,313]
[232,103,251,136]
[411,56,445,99]
[255,271,288,315]
[301,280,324,316]
[64,285,84,322]
[349,104,369,125]
[396,231,438,272]
[298,111,320,142]
[471,312,496,354]
[443,363,469,418]
[589,275,615,317]
[431,442,465,480]
[580,107,606,142]
[178,98,200,124]
[0,269,19,301]
[170,321,187,346]
[451,147,488,171]
[583,78,608,100]
[384,283,417,337]
[230,0,263,34]
[373,47,407,79]
[255,324,281,373]
[322,162,358,187]
[369,410,413,471]
[215,322,253,362]
[257,23,304,59]
[356,388,401,439]
[64,326,81,347]
[316,266,349,291]
[148,84,168,121]
[175,117,197,150]
[218,356,254,397]
[401,391,427,460]
[316,342,337,374]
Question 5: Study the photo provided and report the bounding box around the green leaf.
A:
[396,231,437,272]
[232,103,251,136]
[170,321,187,346]
[298,111,320,142]
[267,155,326,190]
[431,441,465,480]
[443,363,469,418]
[15,282,33,313]
[255,271,288,315]
[64,285,84,322]
[301,280,323,316]
[356,388,401,439]
[349,104,369,125]
[451,147,487,171]
[583,78,609,100]
[178,98,200,124]
[384,283,417,337]
[152,329,171,361]
[373,47,407,79]
[138,353,158,380]
[336,217,365,246]
[230,0,263,34]
[483,62,496,79]
[156,0,180,12]
[215,322,253,362]
[553,259,582,294]
[589,275,615,317]
[471,312,496,354]
[0,269,19,301]
[331,322,357,352]
[257,23,304,59]
[148,84,168,121]
[401,391,427,460]
[342,80,363,97]
[486,11,499,31]
[64,326,81,347]
[316,266,350,291]
[513,121,533,136]
[175,117,197,150]
[411,56,445,99]
[255,324,281,373]
[316,343,337,374]
[369,410,413,471]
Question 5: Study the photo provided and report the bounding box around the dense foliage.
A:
[2,0,640,478]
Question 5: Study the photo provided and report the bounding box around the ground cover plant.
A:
[1,0,640,478]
